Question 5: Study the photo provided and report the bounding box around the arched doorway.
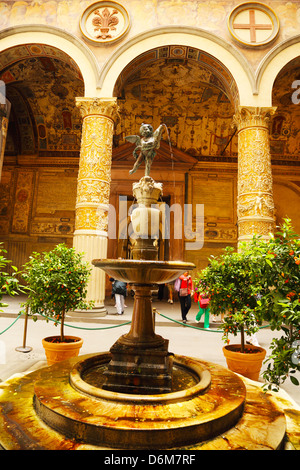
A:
[108,44,239,272]
[271,55,300,234]
[0,42,84,270]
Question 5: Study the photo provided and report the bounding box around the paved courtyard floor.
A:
[0,294,299,408]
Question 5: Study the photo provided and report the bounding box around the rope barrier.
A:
[156,311,223,332]
[155,310,270,332]
[0,311,131,340]
[0,313,22,335]
[39,312,131,330]
[15,306,32,353]
[0,308,271,339]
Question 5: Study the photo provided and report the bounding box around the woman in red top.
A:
[178,271,193,323]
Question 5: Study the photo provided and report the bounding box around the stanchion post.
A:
[15,306,32,353]
[152,307,156,329]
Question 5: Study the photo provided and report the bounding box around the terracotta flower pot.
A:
[42,336,83,366]
[223,344,266,381]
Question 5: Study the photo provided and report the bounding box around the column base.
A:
[67,306,107,321]
[73,233,107,309]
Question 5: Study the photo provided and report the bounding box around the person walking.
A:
[112,280,127,315]
[158,283,165,301]
[167,282,174,304]
[195,290,210,328]
[177,271,193,323]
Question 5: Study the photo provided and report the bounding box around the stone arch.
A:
[0,25,100,97]
[273,180,300,234]
[256,36,300,106]
[98,26,255,106]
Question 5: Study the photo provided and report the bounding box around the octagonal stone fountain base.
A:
[0,353,288,450]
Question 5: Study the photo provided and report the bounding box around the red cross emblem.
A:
[233,9,273,43]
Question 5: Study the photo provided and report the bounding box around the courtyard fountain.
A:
[0,123,293,450]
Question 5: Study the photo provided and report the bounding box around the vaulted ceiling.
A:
[114,45,238,159]
[271,57,300,164]
[1,43,300,166]
[0,44,83,158]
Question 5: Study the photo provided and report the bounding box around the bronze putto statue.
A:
[126,123,164,176]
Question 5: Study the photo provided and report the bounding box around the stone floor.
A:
[0,294,299,451]
[0,293,299,409]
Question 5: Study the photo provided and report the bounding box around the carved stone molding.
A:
[233,106,276,131]
[75,97,119,122]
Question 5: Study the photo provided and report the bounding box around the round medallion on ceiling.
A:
[228,2,279,47]
[80,1,130,45]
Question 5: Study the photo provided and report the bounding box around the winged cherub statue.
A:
[126,123,164,176]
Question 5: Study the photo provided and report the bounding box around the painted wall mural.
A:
[0,44,83,157]
[115,45,237,159]
[271,57,300,164]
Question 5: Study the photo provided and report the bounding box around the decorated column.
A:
[0,116,8,180]
[234,106,276,243]
[73,97,119,314]
[0,97,11,180]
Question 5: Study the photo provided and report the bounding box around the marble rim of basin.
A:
[32,355,249,450]
[92,259,195,284]
[69,353,212,404]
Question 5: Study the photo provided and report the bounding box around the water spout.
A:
[162,123,176,188]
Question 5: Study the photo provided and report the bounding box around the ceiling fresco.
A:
[0,44,84,157]
[114,46,300,166]
[114,45,238,159]
[0,43,299,166]
[271,57,300,165]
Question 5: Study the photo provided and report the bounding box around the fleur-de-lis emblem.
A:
[92,8,119,40]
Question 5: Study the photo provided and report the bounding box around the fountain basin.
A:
[70,353,212,403]
[32,353,247,449]
[92,259,195,284]
[0,354,289,450]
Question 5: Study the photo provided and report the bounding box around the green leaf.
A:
[290,376,299,386]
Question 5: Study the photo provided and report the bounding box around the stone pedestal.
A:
[102,341,173,394]
[130,176,163,260]
[101,176,174,394]
[103,282,173,394]
[234,106,276,243]
[73,98,119,314]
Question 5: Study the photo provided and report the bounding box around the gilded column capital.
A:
[233,106,277,131]
[75,97,120,123]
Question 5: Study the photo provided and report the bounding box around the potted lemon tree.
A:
[255,219,300,391]
[195,218,300,389]
[22,244,93,365]
[195,243,267,381]
[0,243,21,310]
